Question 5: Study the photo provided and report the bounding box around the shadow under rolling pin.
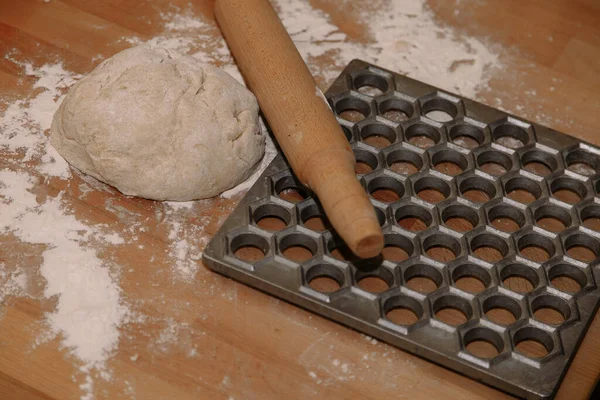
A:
[214,0,384,259]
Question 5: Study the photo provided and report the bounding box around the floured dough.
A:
[50,44,264,201]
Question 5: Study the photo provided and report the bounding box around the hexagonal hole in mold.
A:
[534,203,572,233]
[335,95,371,123]
[386,147,424,175]
[459,176,497,204]
[448,123,485,150]
[477,149,513,177]
[423,232,462,262]
[492,122,530,149]
[299,201,331,233]
[366,175,406,203]
[230,232,270,263]
[278,232,318,263]
[414,176,452,204]
[403,263,444,294]
[377,96,414,123]
[273,174,309,203]
[470,233,510,263]
[563,232,600,262]
[432,294,473,327]
[395,202,434,232]
[580,202,600,232]
[517,233,557,263]
[451,263,492,294]
[487,203,526,233]
[421,96,459,123]
[359,122,397,149]
[513,326,554,359]
[530,294,571,326]
[253,203,292,232]
[305,263,346,293]
[547,263,587,294]
[441,204,480,233]
[355,266,394,293]
[482,294,522,326]
[383,294,424,327]
[404,122,442,149]
[381,233,415,263]
[354,147,379,175]
[353,72,390,97]
[431,148,469,176]
[504,175,543,204]
[463,327,505,360]
[500,263,540,294]
[550,176,588,205]
[565,147,600,177]
[521,149,559,177]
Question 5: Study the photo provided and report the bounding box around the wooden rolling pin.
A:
[214,0,384,259]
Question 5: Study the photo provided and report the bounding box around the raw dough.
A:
[50,45,264,201]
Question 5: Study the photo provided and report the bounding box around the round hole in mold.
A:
[564,233,600,262]
[517,233,556,263]
[300,202,331,232]
[423,233,461,262]
[492,123,529,149]
[565,149,600,177]
[378,97,414,123]
[356,267,394,293]
[531,295,570,325]
[414,176,452,204]
[477,150,513,177]
[335,96,371,123]
[459,176,497,204]
[395,204,433,232]
[488,204,526,233]
[432,149,469,176]
[521,150,558,177]
[354,148,379,175]
[534,204,571,233]
[404,263,443,294]
[482,295,521,326]
[550,177,587,205]
[471,233,509,263]
[432,295,472,327]
[383,295,424,326]
[387,148,423,175]
[513,326,554,359]
[306,264,345,293]
[274,175,309,203]
[230,233,270,263]
[441,204,479,233]
[452,263,491,294]
[279,233,318,262]
[547,263,586,294]
[253,203,292,232]
[367,176,405,203]
[581,203,600,231]
[405,123,441,149]
[382,234,414,262]
[354,73,389,97]
[449,123,485,150]
[421,97,458,123]
[463,327,504,359]
[504,176,542,204]
[500,263,540,293]
[360,123,397,149]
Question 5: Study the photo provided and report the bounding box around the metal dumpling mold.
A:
[203,60,600,400]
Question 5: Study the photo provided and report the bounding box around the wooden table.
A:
[0,0,599,399]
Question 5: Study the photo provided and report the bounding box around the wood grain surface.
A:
[0,0,599,399]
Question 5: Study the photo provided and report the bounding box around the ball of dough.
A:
[50,45,264,201]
